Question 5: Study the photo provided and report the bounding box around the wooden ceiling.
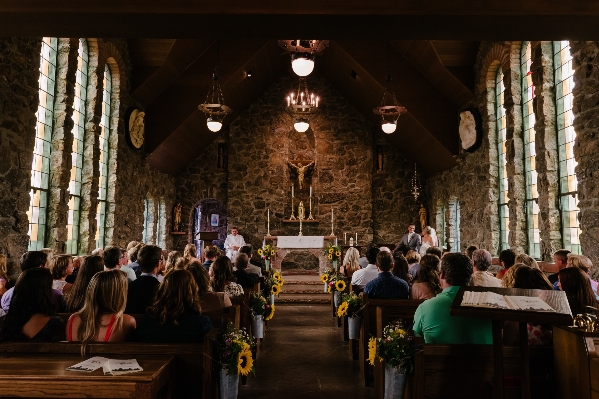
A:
[130,39,476,175]
[7,0,592,175]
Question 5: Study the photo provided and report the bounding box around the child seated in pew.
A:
[0,268,65,342]
[187,261,232,313]
[67,270,136,343]
[136,270,212,343]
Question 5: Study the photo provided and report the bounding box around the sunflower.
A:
[271,284,282,295]
[335,280,346,292]
[271,250,276,256]
[273,271,281,280]
[237,348,253,376]
[327,286,332,293]
[337,302,348,317]
[265,304,275,321]
[367,338,377,366]
[336,251,341,257]
[328,248,334,254]
[327,254,333,260]
[320,274,328,283]
[257,249,263,256]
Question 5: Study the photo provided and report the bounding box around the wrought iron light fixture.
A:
[373,43,407,134]
[286,77,320,132]
[278,40,329,77]
[411,163,421,200]
[199,45,232,132]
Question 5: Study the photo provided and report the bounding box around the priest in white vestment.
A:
[224,227,245,263]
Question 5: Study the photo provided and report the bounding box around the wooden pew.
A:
[358,294,425,386]
[229,282,259,339]
[0,329,219,399]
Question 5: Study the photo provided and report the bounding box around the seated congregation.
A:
[0,241,263,344]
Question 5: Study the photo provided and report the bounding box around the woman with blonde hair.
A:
[66,270,136,343]
[50,255,74,293]
[136,269,212,343]
[340,247,360,277]
[183,243,199,262]
[514,253,539,269]
[502,263,530,288]
[164,251,183,276]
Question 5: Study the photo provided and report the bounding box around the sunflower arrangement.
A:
[320,268,335,284]
[264,304,275,321]
[215,322,256,376]
[262,271,284,298]
[327,273,347,293]
[336,292,362,317]
[249,291,276,321]
[257,244,276,260]
[324,242,343,261]
[368,320,415,373]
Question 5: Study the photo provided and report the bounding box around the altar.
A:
[266,235,337,274]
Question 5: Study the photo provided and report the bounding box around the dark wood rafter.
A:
[1,1,599,39]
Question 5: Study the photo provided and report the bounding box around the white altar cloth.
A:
[276,236,324,248]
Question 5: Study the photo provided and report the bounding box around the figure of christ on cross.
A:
[287,160,315,190]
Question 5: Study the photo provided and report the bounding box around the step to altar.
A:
[275,273,331,305]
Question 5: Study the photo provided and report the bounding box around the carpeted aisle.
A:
[239,304,373,399]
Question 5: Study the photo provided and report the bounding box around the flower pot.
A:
[270,294,275,305]
[348,316,361,340]
[334,291,342,307]
[219,369,239,399]
[384,363,407,399]
[333,259,338,271]
[265,259,270,271]
[323,282,328,293]
[252,315,264,339]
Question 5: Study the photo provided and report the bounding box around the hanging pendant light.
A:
[286,77,320,132]
[373,43,407,134]
[278,40,329,77]
[199,44,232,132]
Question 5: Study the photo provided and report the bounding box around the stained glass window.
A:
[27,37,58,250]
[142,196,155,245]
[156,199,166,249]
[521,42,540,259]
[554,41,581,254]
[449,199,461,253]
[436,203,446,250]
[95,64,112,250]
[142,198,149,245]
[496,67,510,251]
[66,39,88,255]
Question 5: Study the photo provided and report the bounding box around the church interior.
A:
[0,2,599,399]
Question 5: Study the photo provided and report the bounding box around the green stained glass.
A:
[496,67,509,251]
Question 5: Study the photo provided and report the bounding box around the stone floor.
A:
[239,304,373,399]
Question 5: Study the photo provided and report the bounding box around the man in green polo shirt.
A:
[413,253,492,344]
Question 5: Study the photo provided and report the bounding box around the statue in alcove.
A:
[287,160,315,190]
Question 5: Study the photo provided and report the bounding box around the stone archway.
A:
[192,198,228,258]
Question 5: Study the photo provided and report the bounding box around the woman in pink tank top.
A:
[67,269,136,343]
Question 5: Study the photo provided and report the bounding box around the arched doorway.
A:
[192,199,228,259]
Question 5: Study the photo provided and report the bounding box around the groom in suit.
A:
[393,224,421,255]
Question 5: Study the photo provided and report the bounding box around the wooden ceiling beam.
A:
[390,41,474,108]
[317,41,456,175]
[132,39,215,106]
[1,1,599,39]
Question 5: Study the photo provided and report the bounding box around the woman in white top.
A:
[50,255,74,293]
[224,227,245,264]
[419,226,439,256]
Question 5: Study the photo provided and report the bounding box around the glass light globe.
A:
[381,121,397,134]
[291,57,315,77]
[294,121,310,132]
[207,118,222,132]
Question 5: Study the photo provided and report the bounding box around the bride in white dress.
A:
[419,226,439,256]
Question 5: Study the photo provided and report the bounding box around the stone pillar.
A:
[570,41,599,278]
[0,38,42,277]
[503,42,527,253]
[46,38,78,253]
[530,41,562,261]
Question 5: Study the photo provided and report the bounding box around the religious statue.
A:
[419,204,428,231]
[173,203,182,232]
[287,160,315,190]
[298,201,305,219]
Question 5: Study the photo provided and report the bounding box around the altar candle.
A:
[355,233,358,244]
[310,186,312,197]
[267,208,270,231]
[292,185,294,197]
[287,96,290,107]
[335,238,338,246]
[344,232,347,244]
[263,237,266,248]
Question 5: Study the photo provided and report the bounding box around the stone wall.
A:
[176,72,419,253]
[0,38,41,276]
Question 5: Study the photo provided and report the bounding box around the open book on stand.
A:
[66,357,143,375]
[461,291,555,312]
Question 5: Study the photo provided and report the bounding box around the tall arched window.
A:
[142,196,155,245]
[95,64,112,249]
[435,202,446,250]
[66,39,88,255]
[521,42,540,259]
[553,41,581,254]
[156,199,167,249]
[496,67,510,251]
[448,199,461,253]
[27,37,58,250]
